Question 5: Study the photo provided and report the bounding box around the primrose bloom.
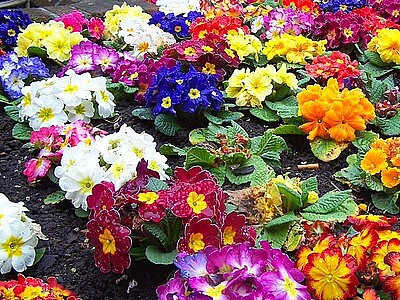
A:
[368,28,400,65]
[303,248,358,300]
[87,209,132,273]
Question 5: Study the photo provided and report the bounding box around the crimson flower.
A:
[86,209,132,273]
[86,181,115,217]
[178,216,220,254]
[220,212,256,246]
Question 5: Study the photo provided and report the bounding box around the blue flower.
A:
[2,69,28,99]
[0,9,31,48]
[319,0,368,12]
[174,252,208,278]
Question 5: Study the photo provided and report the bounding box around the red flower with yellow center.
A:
[372,238,400,279]
[303,248,358,300]
[220,212,256,246]
[347,215,397,231]
[383,252,400,299]
[348,228,378,270]
[178,216,220,254]
[86,209,132,273]
[297,235,334,271]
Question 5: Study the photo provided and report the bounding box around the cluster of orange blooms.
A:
[361,137,400,189]
[297,78,375,142]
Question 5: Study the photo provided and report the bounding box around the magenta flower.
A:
[86,209,132,273]
[86,181,116,216]
[56,10,87,32]
[23,157,52,182]
[88,17,104,40]
[156,276,189,300]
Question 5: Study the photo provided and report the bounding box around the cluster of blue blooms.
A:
[0,9,32,49]
[145,63,224,116]
[0,52,49,100]
[319,0,368,13]
[149,11,202,39]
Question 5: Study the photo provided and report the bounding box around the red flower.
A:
[220,212,256,246]
[87,181,116,216]
[134,190,167,223]
[190,16,249,40]
[88,17,104,40]
[178,216,220,254]
[87,209,132,273]
[347,215,397,231]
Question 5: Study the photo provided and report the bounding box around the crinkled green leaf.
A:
[276,183,302,211]
[352,131,378,153]
[132,107,156,121]
[259,222,291,249]
[185,147,217,169]
[273,124,306,135]
[250,161,275,187]
[74,208,90,218]
[145,245,177,265]
[265,96,298,119]
[159,144,188,156]
[373,114,400,136]
[204,110,244,125]
[369,79,388,104]
[334,154,364,188]
[155,114,182,136]
[143,222,170,249]
[189,128,207,145]
[300,177,318,204]
[4,105,21,122]
[364,51,393,68]
[44,191,65,205]
[372,192,400,214]
[12,123,31,141]
[251,130,287,157]
[303,190,352,214]
[249,107,280,122]
[228,121,248,139]
[210,166,227,186]
[365,173,384,192]
[264,211,299,229]
[146,177,168,192]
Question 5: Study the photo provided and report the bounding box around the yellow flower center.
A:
[100,90,110,103]
[149,160,160,171]
[137,192,159,205]
[138,42,149,53]
[161,96,172,108]
[223,226,236,245]
[343,28,353,38]
[7,29,16,37]
[131,147,144,158]
[206,284,225,297]
[74,104,86,115]
[101,57,111,67]
[184,47,196,56]
[129,72,139,80]
[64,83,79,94]
[98,228,116,255]
[188,88,200,100]
[202,45,214,53]
[283,276,298,298]
[78,177,95,194]
[187,191,207,214]
[174,26,182,33]
[38,107,55,122]
[202,62,216,75]
[188,232,205,252]
[393,10,400,17]
[2,236,23,257]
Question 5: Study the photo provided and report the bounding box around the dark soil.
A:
[0,98,367,299]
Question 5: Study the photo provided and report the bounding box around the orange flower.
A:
[324,101,366,142]
[361,148,388,175]
[391,154,400,167]
[303,248,358,300]
[347,215,397,231]
[296,235,333,270]
[297,84,323,106]
[361,288,380,300]
[348,228,378,269]
[299,100,330,140]
[381,167,400,188]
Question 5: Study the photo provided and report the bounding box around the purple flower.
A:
[224,243,267,277]
[188,277,229,300]
[175,252,209,278]
[156,276,189,300]
[0,9,31,48]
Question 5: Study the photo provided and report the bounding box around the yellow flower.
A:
[274,63,298,89]
[368,28,400,64]
[304,249,358,300]
[236,90,262,108]
[381,167,400,189]
[244,68,273,102]
[227,30,262,60]
[361,148,388,175]
[226,69,248,99]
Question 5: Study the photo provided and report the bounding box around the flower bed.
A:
[1,0,400,299]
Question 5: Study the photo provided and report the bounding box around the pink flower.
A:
[88,17,104,40]
[56,10,87,32]
[23,157,52,182]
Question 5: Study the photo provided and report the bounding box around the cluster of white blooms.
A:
[18,70,115,131]
[156,0,200,15]
[0,194,46,274]
[55,124,169,210]
[119,18,175,59]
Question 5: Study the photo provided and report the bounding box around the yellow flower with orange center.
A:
[368,28,400,64]
[361,148,388,175]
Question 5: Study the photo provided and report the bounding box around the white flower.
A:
[28,95,68,130]
[156,0,200,15]
[106,157,137,190]
[58,165,107,210]
[0,219,38,274]
[251,16,264,33]
[18,83,41,119]
[65,100,95,122]
[54,71,92,107]
[145,148,169,180]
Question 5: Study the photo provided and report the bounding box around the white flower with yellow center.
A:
[93,86,115,118]
[54,72,92,107]
[0,220,38,274]
[59,165,107,210]
[28,95,68,131]
[106,158,136,190]
[65,100,95,122]
[156,0,200,15]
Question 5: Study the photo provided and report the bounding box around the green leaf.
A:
[310,138,349,162]
[303,190,352,214]
[155,114,182,136]
[373,114,400,136]
[143,222,170,249]
[273,124,306,135]
[204,110,244,124]
[369,79,387,104]
[362,62,392,78]
[300,177,318,204]
[276,183,302,211]
[365,173,384,192]
[159,144,188,156]
[129,247,146,260]
[259,222,291,248]
[185,147,217,169]
[132,107,155,120]
[189,128,207,145]
[74,208,90,218]
[0,94,12,105]
[371,192,400,214]
[265,96,298,119]
[228,121,248,138]
[146,177,168,192]
[12,123,31,141]
[301,198,358,222]
[334,154,365,188]
[44,191,65,205]
[249,107,280,122]
[33,247,46,265]
[4,105,21,122]
[145,245,177,265]
[364,51,393,68]
[352,131,378,153]
[264,211,300,229]
[250,164,275,187]
[210,166,227,186]
[251,130,287,157]
[267,85,292,102]
[46,167,59,184]
[27,46,48,59]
